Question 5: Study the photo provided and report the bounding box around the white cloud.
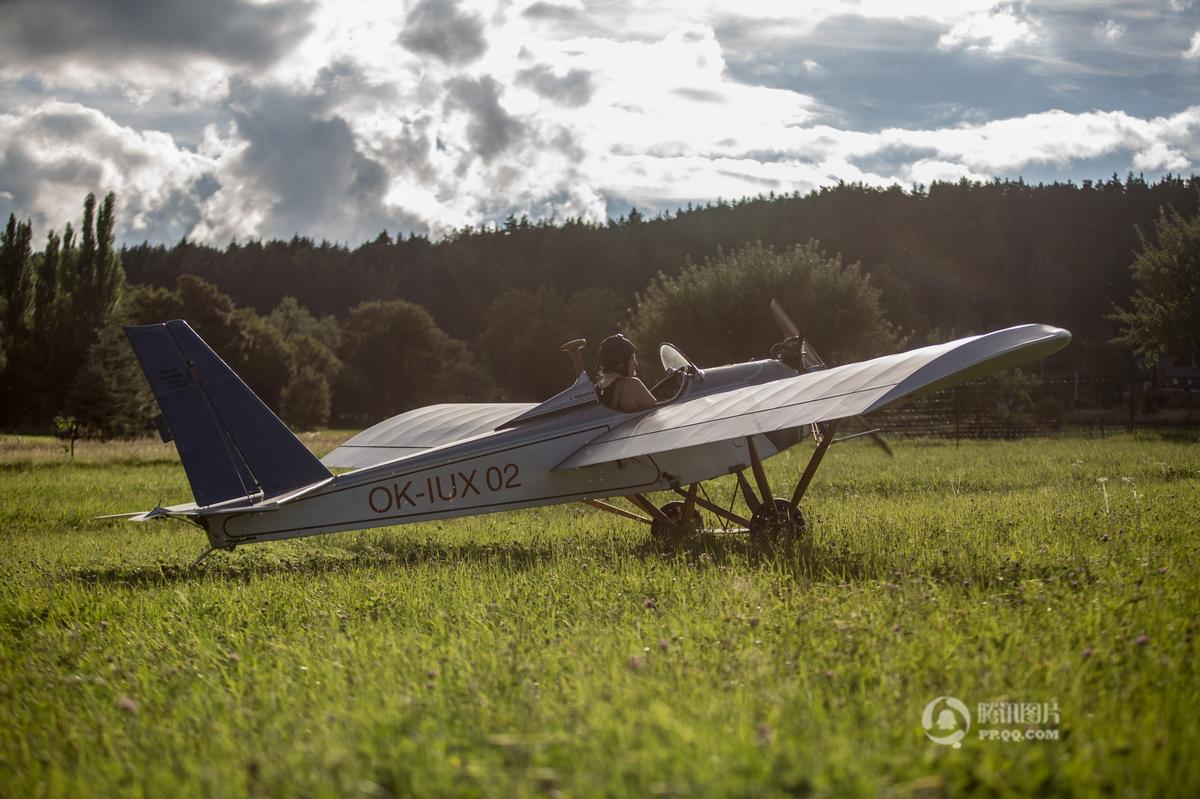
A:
[878,108,1199,175]
[900,159,990,186]
[1098,19,1124,44]
[1,2,1198,244]
[7,93,1197,245]
[1184,31,1200,59]
[938,8,1038,54]
[518,0,1005,42]
[0,101,219,240]
[1132,140,1189,171]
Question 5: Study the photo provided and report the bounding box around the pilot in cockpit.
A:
[595,333,657,412]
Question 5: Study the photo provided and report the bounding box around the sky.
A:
[1,0,1198,246]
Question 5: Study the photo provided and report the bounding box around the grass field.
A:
[1,432,1198,797]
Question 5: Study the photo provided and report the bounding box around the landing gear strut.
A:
[583,421,842,545]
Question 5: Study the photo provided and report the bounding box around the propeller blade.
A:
[854,415,894,457]
[769,298,800,339]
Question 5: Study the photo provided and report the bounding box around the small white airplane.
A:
[112,302,1069,560]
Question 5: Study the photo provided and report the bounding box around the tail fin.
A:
[125,320,331,508]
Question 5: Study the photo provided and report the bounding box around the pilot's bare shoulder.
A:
[617,377,656,411]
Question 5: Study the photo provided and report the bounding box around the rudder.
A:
[125,320,331,507]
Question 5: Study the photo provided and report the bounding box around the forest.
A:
[1,174,1197,436]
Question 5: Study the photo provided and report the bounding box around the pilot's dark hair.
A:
[597,333,636,376]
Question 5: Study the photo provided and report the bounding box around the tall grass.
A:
[1,434,1197,797]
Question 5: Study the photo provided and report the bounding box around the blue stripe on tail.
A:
[125,320,331,508]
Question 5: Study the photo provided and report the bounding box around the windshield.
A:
[801,340,827,371]
[659,343,694,373]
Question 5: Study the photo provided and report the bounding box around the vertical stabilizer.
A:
[125,320,331,507]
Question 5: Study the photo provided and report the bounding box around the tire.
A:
[748,498,805,545]
[650,500,703,542]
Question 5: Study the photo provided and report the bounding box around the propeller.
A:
[769,298,800,339]
[769,299,826,371]
[768,298,893,457]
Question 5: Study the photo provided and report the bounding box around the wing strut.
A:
[792,420,841,506]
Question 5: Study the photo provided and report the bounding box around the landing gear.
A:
[650,500,703,541]
[583,422,843,547]
[748,498,805,544]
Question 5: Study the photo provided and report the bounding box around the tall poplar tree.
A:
[0,214,34,352]
[0,214,34,420]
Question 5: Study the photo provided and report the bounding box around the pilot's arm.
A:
[616,377,657,411]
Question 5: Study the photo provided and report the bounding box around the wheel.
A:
[748,498,805,545]
[650,500,703,541]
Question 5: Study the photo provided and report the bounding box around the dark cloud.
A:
[315,59,400,106]
[718,5,1200,131]
[672,87,724,103]
[377,118,439,185]
[716,169,780,189]
[225,80,417,242]
[548,127,585,162]
[515,64,595,107]
[397,0,487,65]
[1024,0,1200,113]
[521,2,584,22]
[718,15,954,130]
[851,145,943,176]
[0,0,314,69]
[518,1,650,40]
[447,76,523,160]
[131,175,221,244]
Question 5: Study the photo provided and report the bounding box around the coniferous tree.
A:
[0,213,34,342]
[62,325,153,440]
[34,230,61,338]
[71,193,124,336]
[0,214,34,423]
[1112,199,1200,366]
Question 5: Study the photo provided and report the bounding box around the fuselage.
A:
[206,358,801,547]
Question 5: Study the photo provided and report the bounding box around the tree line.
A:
[120,175,1199,359]
[1,175,1197,438]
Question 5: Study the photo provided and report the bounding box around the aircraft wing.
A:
[555,324,1069,470]
[322,402,536,469]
